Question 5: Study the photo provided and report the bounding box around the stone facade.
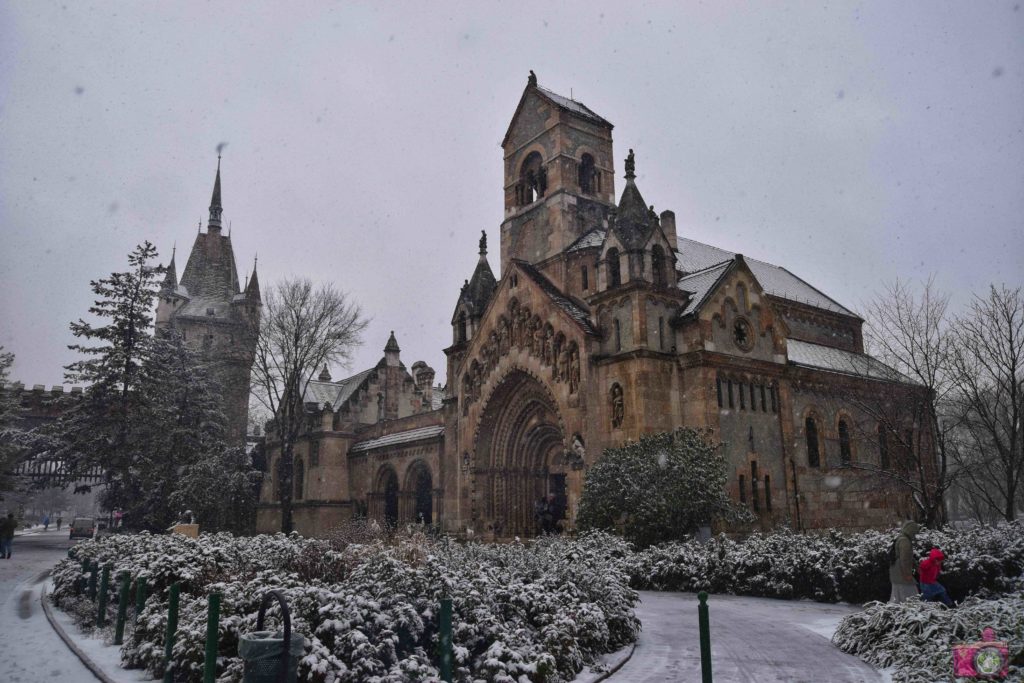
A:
[155,161,260,446]
[258,74,930,537]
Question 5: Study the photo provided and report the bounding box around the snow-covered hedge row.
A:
[53,530,639,682]
[832,590,1024,683]
[628,522,1024,604]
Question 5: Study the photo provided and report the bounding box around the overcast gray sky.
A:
[1,1,1021,386]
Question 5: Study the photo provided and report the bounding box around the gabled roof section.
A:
[513,260,598,335]
[501,73,612,147]
[788,339,914,384]
[567,227,607,252]
[675,237,856,317]
[677,261,733,317]
[303,367,377,408]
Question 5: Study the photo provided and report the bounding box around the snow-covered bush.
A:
[629,521,1024,604]
[832,591,1024,683]
[576,428,748,548]
[53,529,639,682]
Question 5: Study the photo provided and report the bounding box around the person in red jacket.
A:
[919,548,954,606]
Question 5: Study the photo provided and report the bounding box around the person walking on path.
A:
[56,516,63,531]
[889,520,921,602]
[0,513,16,558]
[919,548,954,606]
[43,514,50,531]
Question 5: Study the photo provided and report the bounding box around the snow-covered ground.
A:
[608,591,885,683]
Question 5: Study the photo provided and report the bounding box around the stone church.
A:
[156,160,261,446]
[257,73,926,537]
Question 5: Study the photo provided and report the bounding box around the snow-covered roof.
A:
[787,339,911,383]
[678,262,732,316]
[566,227,606,252]
[536,86,611,127]
[516,261,598,335]
[349,425,445,453]
[676,238,856,317]
[303,367,376,408]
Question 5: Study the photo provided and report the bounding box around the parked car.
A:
[69,517,95,539]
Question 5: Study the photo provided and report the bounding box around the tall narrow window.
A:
[878,424,890,469]
[651,245,666,287]
[739,383,746,410]
[294,459,305,501]
[727,380,734,409]
[839,420,852,465]
[750,384,757,410]
[581,266,589,291]
[457,312,467,343]
[770,385,778,413]
[760,384,767,412]
[716,376,723,408]
[607,248,621,287]
[614,319,622,351]
[739,475,746,503]
[806,417,820,467]
[658,316,665,350]
[751,462,760,512]
[310,441,320,467]
[764,475,772,511]
[578,153,596,194]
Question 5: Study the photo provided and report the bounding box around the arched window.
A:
[805,417,820,467]
[651,245,666,287]
[456,311,467,343]
[614,318,622,351]
[293,458,305,501]
[606,248,621,287]
[517,151,546,205]
[578,153,596,194]
[839,420,852,465]
[878,424,890,469]
[581,265,589,291]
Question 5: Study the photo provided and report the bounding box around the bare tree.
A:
[251,278,367,533]
[837,278,960,526]
[949,285,1023,522]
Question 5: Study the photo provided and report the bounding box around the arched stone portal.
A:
[474,370,569,537]
[374,466,399,528]
[405,461,433,525]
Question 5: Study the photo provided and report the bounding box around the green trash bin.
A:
[239,590,305,683]
[238,629,305,683]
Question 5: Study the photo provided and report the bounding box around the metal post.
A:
[203,592,221,683]
[163,583,180,683]
[97,566,110,626]
[88,561,98,601]
[439,598,453,682]
[135,576,148,621]
[114,573,130,645]
[697,591,712,683]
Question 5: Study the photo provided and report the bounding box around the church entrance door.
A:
[474,370,566,538]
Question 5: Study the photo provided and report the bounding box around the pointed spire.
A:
[478,230,488,261]
[162,244,178,291]
[208,155,223,232]
[246,254,261,302]
[318,364,332,382]
[384,330,400,353]
[624,148,636,182]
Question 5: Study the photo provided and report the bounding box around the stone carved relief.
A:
[610,383,624,428]
[461,299,583,414]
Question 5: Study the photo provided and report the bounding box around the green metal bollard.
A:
[163,583,180,683]
[87,561,98,601]
[114,573,130,645]
[203,593,221,683]
[97,566,111,626]
[135,576,148,622]
[439,598,454,683]
[697,591,712,683]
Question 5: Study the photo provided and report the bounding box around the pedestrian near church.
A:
[889,521,921,602]
[0,512,16,558]
[919,548,954,606]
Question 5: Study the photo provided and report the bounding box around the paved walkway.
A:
[609,591,883,683]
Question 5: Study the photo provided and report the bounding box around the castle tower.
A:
[155,158,261,445]
[499,71,616,291]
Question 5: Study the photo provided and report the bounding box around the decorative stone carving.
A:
[568,344,580,394]
[611,383,624,428]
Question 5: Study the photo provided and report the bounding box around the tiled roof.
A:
[678,262,732,316]
[303,367,376,408]
[536,86,611,127]
[566,227,607,252]
[515,261,598,335]
[675,238,856,317]
[787,339,913,383]
[349,425,445,453]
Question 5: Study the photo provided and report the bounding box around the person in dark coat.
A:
[889,521,921,602]
[919,548,954,606]
[0,513,16,559]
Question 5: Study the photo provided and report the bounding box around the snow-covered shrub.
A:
[576,428,749,548]
[832,591,1024,683]
[54,529,639,682]
[629,521,1024,605]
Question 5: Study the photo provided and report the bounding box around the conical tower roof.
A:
[610,149,658,249]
